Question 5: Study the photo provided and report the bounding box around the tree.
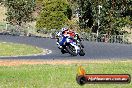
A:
[67,0,78,14]
[99,0,132,35]
[36,0,72,30]
[77,0,94,29]
[35,0,43,14]
[77,0,132,35]
[4,0,35,26]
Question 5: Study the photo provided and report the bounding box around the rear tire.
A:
[66,45,78,56]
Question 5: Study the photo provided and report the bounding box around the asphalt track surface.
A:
[0,35,132,60]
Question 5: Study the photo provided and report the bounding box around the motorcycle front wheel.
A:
[66,45,78,56]
[79,49,85,56]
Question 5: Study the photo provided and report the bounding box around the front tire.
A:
[79,49,85,56]
[66,45,78,56]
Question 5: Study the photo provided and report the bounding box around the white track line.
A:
[0,48,52,58]
[0,42,52,57]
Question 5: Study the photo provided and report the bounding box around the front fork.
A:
[70,43,80,54]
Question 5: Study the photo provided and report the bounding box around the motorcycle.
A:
[57,36,85,56]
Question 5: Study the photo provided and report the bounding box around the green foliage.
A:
[100,0,132,35]
[4,0,35,25]
[67,0,78,13]
[36,0,72,30]
[78,0,132,35]
[35,0,43,11]
[77,0,95,29]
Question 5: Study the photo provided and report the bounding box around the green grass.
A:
[0,42,43,56]
[0,61,132,88]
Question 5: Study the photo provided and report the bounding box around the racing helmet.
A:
[61,27,68,32]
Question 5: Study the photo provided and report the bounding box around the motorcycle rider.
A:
[56,27,70,49]
[56,27,84,50]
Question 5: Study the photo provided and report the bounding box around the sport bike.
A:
[57,36,85,56]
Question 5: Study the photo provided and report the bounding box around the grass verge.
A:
[0,42,43,56]
[0,60,131,88]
